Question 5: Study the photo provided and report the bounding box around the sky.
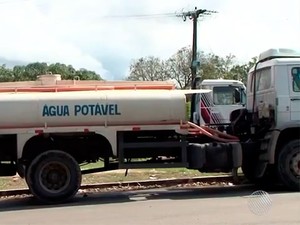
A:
[0,0,299,80]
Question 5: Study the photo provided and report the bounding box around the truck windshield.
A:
[213,86,245,105]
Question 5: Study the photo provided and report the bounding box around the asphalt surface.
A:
[0,185,299,225]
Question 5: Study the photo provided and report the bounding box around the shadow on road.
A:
[0,184,294,212]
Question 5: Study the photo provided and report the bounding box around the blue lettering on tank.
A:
[63,105,70,116]
[109,104,114,115]
[42,103,121,117]
[95,104,102,115]
[115,104,121,115]
[42,105,50,116]
[81,105,89,116]
[74,105,81,116]
[42,105,70,117]
[49,106,56,116]
[101,104,109,115]
[89,104,95,116]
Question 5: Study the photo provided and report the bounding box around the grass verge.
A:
[0,162,229,190]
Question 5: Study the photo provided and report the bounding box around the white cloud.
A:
[0,0,299,80]
[198,0,300,62]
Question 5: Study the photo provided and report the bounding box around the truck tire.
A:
[277,139,300,191]
[26,150,82,204]
[242,164,276,185]
[242,148,276,185]
[242,164,258,183]
[241,153,257,183]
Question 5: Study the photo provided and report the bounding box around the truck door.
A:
[289,66,300,121]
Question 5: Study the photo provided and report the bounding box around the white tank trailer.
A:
[0,90,189,128]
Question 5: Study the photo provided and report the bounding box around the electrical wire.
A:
[105,12,177,18]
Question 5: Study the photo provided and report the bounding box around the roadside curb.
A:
[0,175,244,197]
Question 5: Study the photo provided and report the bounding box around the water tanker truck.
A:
[0,48,299,203]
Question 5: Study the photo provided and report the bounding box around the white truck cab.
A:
[232,48,300,190]
[247,48,300,130]
[193,79,246,126]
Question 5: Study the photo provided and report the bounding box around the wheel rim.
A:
[289,151,300,178]
[38,161,71,194]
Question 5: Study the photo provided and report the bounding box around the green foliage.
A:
[165,47,193,89]
[127,56,169,81]
[226,57,257,85]
[0,62,102,82]
[0,64,14,82]
[186,101,191,120]
[126,46,257,88]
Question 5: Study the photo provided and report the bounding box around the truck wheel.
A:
[242,149,276,185]
[241,149,259,183]
[277,139,300,191]
[26,150,82,204]
[242,164,258,183]
[242,164,276,184]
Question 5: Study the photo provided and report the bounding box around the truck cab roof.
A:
[201,79,245,87]
[249,48,300,72]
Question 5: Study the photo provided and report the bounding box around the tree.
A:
[165,48,237,89]
[48,63,76,80]
[126,56,168,81]
[165,47,193,89]
[126,46,258,88]
[127,47,240,89]
[0,64,14,82]
[0,62,103,82]
[23,62,48,81]
[199,52,236,80]
[75,68,101,80]
[13,65,26,81]
[229,57,257,85]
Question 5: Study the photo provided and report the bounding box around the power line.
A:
[98,12,182,21]
[105,12,177,19]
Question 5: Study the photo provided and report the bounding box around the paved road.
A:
[0,185,299,225]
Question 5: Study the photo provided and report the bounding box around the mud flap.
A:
[230,142,243,168]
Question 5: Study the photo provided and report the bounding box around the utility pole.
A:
[179,7,217,89]
[178,7,217,123]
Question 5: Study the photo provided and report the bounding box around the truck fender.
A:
[17,134,36,159]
